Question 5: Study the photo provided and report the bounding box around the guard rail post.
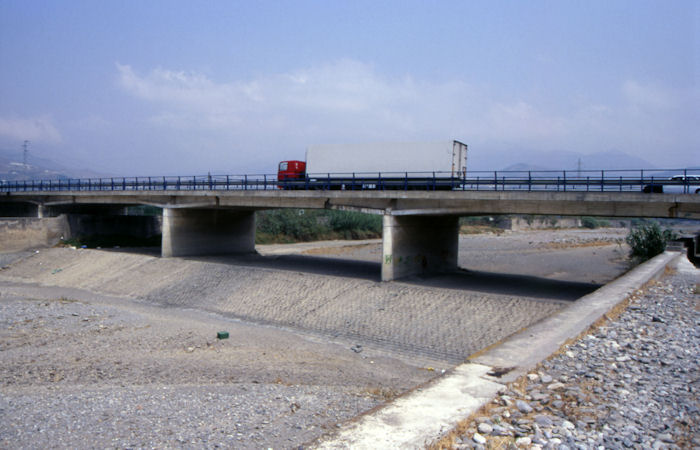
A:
[563,171,567,192]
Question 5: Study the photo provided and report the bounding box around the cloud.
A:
[115,60,476,139]
[115,61,699,168]
[0,115,62,143]
[622,80,677,110]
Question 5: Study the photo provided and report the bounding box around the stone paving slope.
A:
[1,248,565,363]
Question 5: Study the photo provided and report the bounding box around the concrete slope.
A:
[313,251,680,449]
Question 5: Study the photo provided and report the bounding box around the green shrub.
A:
[255,209,381,244]
[581,216,610,229]
[625,222,677,261]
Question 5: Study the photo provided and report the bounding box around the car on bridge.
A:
[643,175,700,194]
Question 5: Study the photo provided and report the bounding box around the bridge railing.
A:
[2,169,699,193]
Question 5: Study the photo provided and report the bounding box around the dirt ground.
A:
[0,228,633,448]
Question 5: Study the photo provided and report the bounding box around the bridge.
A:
[2,170,700,280]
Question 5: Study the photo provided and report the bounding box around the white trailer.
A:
[305,140,468,178]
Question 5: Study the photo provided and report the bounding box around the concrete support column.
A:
[162,208,256,257]
[381,214,459,281]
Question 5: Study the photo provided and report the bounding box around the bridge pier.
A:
[161,208,256,257]
[381,214,459,281]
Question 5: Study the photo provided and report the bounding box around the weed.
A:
[364,387,398,402]
[625,222,677,261]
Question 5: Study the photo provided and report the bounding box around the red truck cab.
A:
[277,160,306,186]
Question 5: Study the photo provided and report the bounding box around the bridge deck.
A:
[3,189,700,219]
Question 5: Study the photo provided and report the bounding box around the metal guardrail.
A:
[1,169,699,193]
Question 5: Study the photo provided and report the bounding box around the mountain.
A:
[497,149,657,172]
[0,149,107,181]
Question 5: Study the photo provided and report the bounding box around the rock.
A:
[515,436,531,446]
[656,433,673,443]
[472,432,486,444]
[516,400,533,413]
[531,391,549,402]
[547,382,565,390]
[540,374,553,383]
[491,424,511,436]
[477,423,492,434]
[534,415,554,427]
[527,373,540,382]
[561,420,575,429]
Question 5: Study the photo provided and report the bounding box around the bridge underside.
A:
[382,215,459,280]
[160,207,459,280]
[3,189,700,280]
[162,208,256,257]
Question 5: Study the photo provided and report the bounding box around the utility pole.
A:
[22,140,30,170]
[577,157,582,177]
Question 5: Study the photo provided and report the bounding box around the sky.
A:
[0,0,698,176]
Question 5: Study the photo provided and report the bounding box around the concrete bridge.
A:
[2,189,700,280]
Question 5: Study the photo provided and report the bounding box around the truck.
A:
[277,140,468,190]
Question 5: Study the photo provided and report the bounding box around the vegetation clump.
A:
[255,209,381,244]
[625,222,677,261]
[581,216,610,229]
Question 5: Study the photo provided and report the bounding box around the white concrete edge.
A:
[473,250,680,382]
[313,251,681,449]
[314,364,504,450]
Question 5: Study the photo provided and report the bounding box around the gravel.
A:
[452,258,700,449]
[0,228,642,448]
[0,289,429,449]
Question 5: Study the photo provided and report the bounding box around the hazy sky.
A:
[0,1,698,176]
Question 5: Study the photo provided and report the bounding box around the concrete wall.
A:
[382,215,459,281]
[0,216,70,252]
[162,208,256,257]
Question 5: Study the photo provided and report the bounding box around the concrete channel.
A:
[314,251,681,449]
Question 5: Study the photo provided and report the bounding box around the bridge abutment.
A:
[161,208,256,257]
[381,214,459,281]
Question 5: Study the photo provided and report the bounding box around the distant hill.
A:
[501,163,552,172]
[498,149,657,172]
[0,150,107,181]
